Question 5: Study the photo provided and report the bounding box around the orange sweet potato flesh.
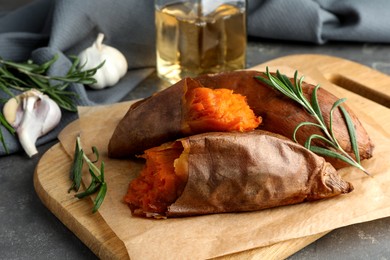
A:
[125,130,353,218]
[124,141,186,217]
[184,87,261,133]
[108,70,374,169]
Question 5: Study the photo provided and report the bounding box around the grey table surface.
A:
[1,39,390,260]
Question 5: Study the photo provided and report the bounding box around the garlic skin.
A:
[3,89,62,157]
[78,33,128,89]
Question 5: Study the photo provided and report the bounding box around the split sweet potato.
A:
[108,70,374,168]
[108,78,261,157]
[124,130,353,218]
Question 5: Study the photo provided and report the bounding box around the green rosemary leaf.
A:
[0,110,14,154]
[304,134,338,151]
[257,70,297,102]
[310,145,357,166]
[0,80,15,99]
[330,98,347,110]
[271,76,295,99]
[27,74,48,89]
[311,84,325,123]
[87,161,104,183]
[37,54,58,72]
[0,111,15,154]
[293,121,323,143]
[58,100,77,112]
[91,146,99,163]
[75,181,100,199]
[77,78,97,85]
[42,88,78,112]
[0,127,8,154]
[0,66,12,76]
[277,70,295,93]
[329,98,347,147]
[67,56,80,75]
[294,73,306,99]
[1,74,29,88]
[294,71,300,92]
[92,182,107,213]
[68,141,84,192]
[0,111,15,134]
[88,167,99,181]
[339,105,360,164]
[0,59,37,72]
[88,60,105,74]
[255,75,273,87]
[55,82,70,91]
[290,71,301,96]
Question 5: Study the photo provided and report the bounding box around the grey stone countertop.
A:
[1,40,390,259]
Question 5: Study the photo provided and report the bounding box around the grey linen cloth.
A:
[247,0,390,44]
[0,0,389,156]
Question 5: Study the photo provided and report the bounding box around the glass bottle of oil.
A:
[155,0,247,84]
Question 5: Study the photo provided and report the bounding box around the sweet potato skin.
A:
[108,71,374,168]
[108,83,185,158]
[127,130,353,218]
[168,131,353,217]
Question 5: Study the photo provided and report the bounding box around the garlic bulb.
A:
[3,89,62,157]
[78,33,128,89]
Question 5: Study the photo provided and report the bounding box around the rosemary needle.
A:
[255,67,368,175]
[68,136,107,213]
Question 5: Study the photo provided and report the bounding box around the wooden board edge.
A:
[33,143,129,260]
[215,232,329,259]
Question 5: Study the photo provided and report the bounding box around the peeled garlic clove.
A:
[2,89,62,157]
[78,33,128,89]
[3,95,22,128]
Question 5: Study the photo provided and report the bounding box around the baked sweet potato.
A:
[124,130,353,218]
[108,70,374,168]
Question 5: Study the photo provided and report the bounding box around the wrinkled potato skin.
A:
[108,83,185,158]
[167,131,353,217]
[108,71,374,168]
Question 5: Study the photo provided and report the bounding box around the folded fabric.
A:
[1,0,389,156]
[247,0,390,44]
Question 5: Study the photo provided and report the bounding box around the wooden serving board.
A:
[34,54,390,259]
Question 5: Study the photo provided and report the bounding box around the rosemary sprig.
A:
[0,54,103,153]
[0,54,103,112]
[255,67,368,175]
[68,136,107,213]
